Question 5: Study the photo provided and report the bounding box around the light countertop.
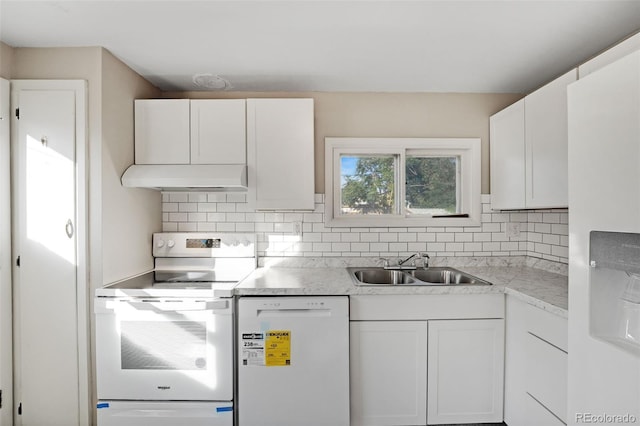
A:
[234,256,568,318]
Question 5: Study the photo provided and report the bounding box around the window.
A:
[325,138,481,227]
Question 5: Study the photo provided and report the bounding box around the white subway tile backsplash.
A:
[341,233,361,242]
[322,233,341,242]
[351,242,370,252]
[360,233,379,242]
[236,223,256,232]
[473,233,492,242]
[163,203,178,212]
[178,222,197,232]
[313,242,332,252]
[217,203,236,213]
[169,212,188,222]
[188,193,207,203]
[197,222,217,231]
[436,233,455,242]
[161,193,569,264]
[207,213,226,222]
[380,233,399,242]
[216,223,236,232]
[332,242,350,252]
[169,193,189,203]
[179,203,198,212]
[207,193,227,202]
[198,203,218,212]
[464,242,483,252]
[542,234,560,245]
[482,223,501,233]
[407,242,427,252]
[398,233,417,242]
[303,212,323,223]
[370,242,389,252]
[188,212,207,222]
[417,232,436,242]
[454,233,473,242]
[227,193,247,203]
[389,242,408,252]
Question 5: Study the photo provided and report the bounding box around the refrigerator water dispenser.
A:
[590,231,640,356]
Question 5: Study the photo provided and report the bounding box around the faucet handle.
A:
[379,257,390,268]
[420,253,430,269]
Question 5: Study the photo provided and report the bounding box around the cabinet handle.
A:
[65,219,74,239]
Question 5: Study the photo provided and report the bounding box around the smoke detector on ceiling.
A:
[192,73,233,90]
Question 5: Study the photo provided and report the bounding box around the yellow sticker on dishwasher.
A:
[265,330,291,366]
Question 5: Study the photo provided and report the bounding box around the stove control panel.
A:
[153,232,256,258]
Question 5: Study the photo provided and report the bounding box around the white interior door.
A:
[0,78,12,426]
[12,82,84,426]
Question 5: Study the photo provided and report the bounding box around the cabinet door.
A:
[190,99,246,165]
[427,319,504,424]
[524,69,577,209]
[525,394,565,426]
[489,99,525,210]
[504,296,528,426]
[247,98,315,210]
[526,333,567,423]
[350,321,428,426]
[134,99,190,164]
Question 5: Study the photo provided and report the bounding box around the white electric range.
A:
[95,232,256,426]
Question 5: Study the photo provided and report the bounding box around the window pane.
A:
[340,155,396,215]
[405,156,459,215]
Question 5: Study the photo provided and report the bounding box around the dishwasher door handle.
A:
[257,308,331,318]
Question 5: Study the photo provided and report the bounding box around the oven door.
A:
[95,297,233,401]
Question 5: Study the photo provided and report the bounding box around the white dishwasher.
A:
[237,296,350,426]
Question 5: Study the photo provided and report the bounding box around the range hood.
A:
[121,164,247,191]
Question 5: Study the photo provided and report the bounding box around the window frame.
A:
[325,137,481,228]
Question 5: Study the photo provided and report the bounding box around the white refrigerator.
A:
[567,49,640,423]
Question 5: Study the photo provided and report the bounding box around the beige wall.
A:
[100,49,161,285]
[0,42,14,79]
[12,46,161,285]
[166,91,522,194]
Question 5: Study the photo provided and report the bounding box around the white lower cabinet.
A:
[504,295,568,425]
[349,295,505,426]
[427,320,505,424]
[350,321,428,426]
[525,395,565,426]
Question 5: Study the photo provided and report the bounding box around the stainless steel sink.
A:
[352,269,417,285]
[347,266,491,286]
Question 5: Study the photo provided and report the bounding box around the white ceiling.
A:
[2,1,640,94]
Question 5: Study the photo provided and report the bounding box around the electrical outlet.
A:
[293,221,303,236]
[506,222,521,238]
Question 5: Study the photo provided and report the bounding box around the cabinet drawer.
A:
[350,294,504,321]
[526,304,567,352]
[525,394,565,426]
[526,333,567,422]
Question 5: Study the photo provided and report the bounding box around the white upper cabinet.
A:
[490,69,576,210]
[579,32,640,79]
[134,99,246,165]
[135,99,190,164]
[525,69,577,209]
[489,99,525,210]
[247,98,315,210]
[190,99,246,164]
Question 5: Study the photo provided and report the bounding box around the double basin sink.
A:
[348,266,491,286]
